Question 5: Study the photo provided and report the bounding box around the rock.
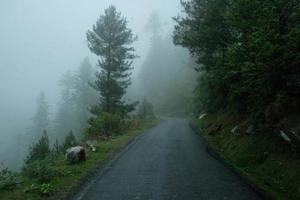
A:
[231,126,240,136]
[65,146,86,164]
[246,125,255,135]
[279,130,291,143]
[86,140,97,152]
[198,114,206,120]
[276,114,300,155]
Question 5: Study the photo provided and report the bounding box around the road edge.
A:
[66,121,160,200]
[188,119,273,200]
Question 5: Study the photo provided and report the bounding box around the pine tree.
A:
[87,5,138,116]
[54,71,76,139]
[145,12,163,40]
[73,57,97,133]
[24,131,50,165]
[137,13,196,115]
[30,92,49,138]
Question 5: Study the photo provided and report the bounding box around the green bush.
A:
[87,112,123,136]
[22,159,58,183]
[24,183,53,196]
[22,131,59,183]
[25,131,51,165]
[0,168,18,190]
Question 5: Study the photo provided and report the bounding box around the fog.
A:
[0,0,196,170]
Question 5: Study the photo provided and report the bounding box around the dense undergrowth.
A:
[0,119,158,200]
[197,113,300,200]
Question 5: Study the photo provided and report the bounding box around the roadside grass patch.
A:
[198,113,300,200]
[0,119,159,200]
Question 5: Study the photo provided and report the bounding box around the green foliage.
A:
[87,112,123,136]
[22,132,58,183]
[200,113,300,200]
[61,131,79,152]
[193,71,229,114]
[87,5,138,116]
[25,131,51,165]
[0,120,157,200]
[0,168,18,190]
[174,0,300,121]
[24,183,53,196]
[22,160,58,183]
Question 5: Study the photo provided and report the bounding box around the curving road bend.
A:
[75,118,261,200]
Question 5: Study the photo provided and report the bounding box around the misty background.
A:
[0,0,196,170]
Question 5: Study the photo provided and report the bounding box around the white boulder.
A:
[65,146,86,164]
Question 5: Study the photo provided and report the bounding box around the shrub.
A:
[24,183,53,196]
[0,167,18,190]
[22,131,58,182]
[22,159,58,183]
[61,131,78,152]
[87,112,123,136]
[25,131,51,165]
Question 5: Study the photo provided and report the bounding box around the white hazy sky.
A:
[0,0,181,123]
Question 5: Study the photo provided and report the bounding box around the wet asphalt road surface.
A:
[76,118,261,200]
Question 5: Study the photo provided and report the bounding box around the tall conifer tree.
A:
[87,6,138,116]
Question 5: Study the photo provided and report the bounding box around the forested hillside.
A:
[173,1,300,199]
[174,0,300,121]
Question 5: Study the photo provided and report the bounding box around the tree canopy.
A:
[174,0,300,123]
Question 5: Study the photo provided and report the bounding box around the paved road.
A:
[76,118,261,200]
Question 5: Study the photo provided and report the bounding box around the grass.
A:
[0,119,159,200]
[197,113,300,200]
